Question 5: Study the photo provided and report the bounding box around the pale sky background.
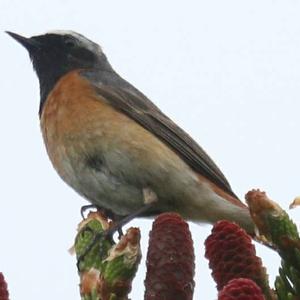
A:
[1,1,300,299]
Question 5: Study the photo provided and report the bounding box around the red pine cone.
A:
[205,220,269,292]
[144,213,195,300]
[0,273,9,300]
[218,278,265,300]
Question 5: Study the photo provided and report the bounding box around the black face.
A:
[30,33,101,79]
[7,32,112,115]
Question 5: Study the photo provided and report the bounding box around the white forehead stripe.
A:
[45,30,103,53]
[46,30,79,36]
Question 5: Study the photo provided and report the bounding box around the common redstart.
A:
[7,31,253,233]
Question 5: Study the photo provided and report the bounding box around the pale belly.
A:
[46,135,201,217]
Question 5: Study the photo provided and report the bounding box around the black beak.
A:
[6,31,41,51]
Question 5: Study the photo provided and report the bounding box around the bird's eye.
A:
[65,38,76,48]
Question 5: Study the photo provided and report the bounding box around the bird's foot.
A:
[80,204,122,222]
[80,204,101,219]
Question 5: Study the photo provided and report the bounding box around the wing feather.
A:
[83,71,238,199]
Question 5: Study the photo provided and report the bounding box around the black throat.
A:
[37,67,72,117]
[38,72,62,117]
[35,59,111,117]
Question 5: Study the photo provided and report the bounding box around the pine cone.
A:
[144,213,195,300]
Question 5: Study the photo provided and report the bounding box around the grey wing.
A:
[85,71,237,199]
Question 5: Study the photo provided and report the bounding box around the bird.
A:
[6,30,254,234]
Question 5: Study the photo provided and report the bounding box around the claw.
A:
[80,204,123,222]
[117,227,124,239]
[80,204,100,219]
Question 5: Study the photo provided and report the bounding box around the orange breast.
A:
[40,70,130,179]
[41,70,128,142]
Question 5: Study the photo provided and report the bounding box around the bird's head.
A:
[6,30,112,113]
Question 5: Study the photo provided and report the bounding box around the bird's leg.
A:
[107,201,156,234]
[107,187,158,236]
